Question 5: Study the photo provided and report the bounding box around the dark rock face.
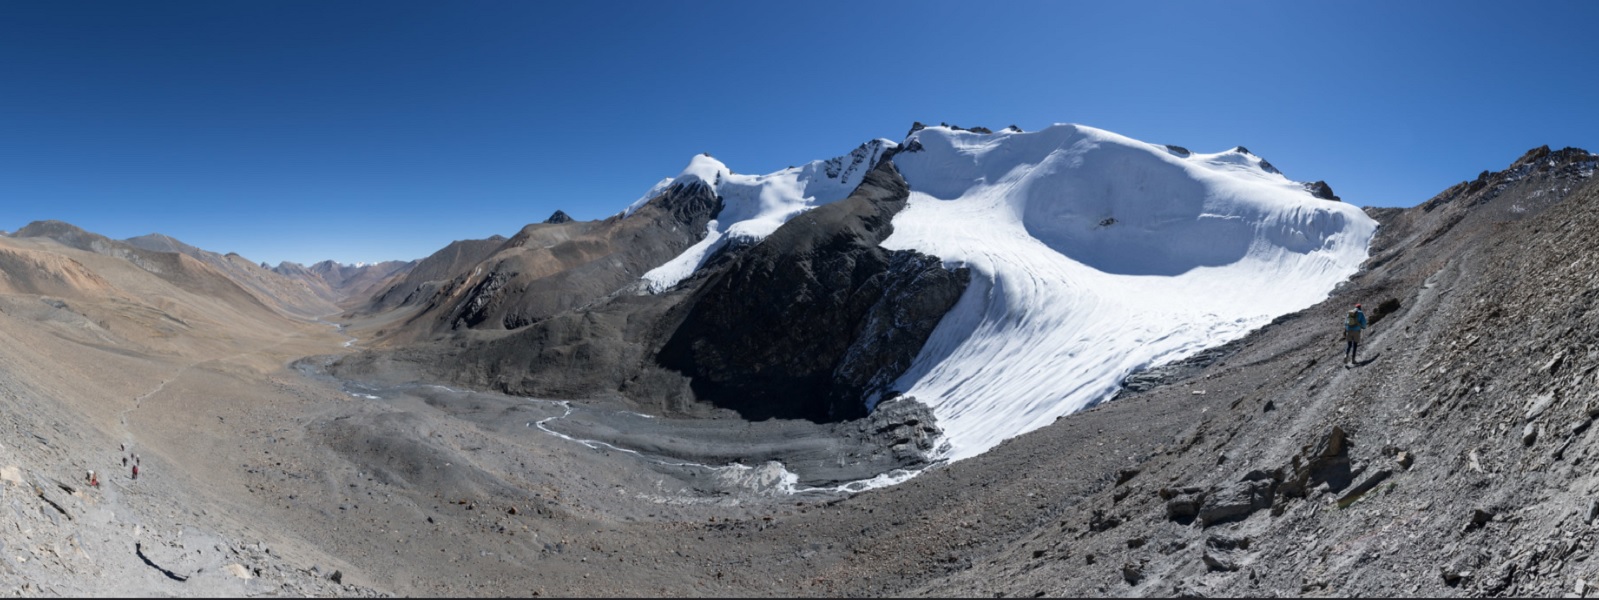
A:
[1304,180,1342,201]
[364,236,507,312]
[544,210,573,224]
[657,158,970,422]
[434,181,720,334]
[845,395,947,468]
[833,253,970,408]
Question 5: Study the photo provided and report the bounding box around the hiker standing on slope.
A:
[1344,303,1367,366]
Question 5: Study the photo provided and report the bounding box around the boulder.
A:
[1089,509,1124,533]
[847,395,946,467]
[1163,487,1207,524]
[1198,479,1274,527]
[1335,469,1393,509]
[1281,426,1353,498]
[1202,550,1237,572]
[1115,468,1140,486]
[1122,562,1144,585]
[1464,508,1495,532]
[1205,534,1251,551]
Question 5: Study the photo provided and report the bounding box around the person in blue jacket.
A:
[1344,303,1367,365]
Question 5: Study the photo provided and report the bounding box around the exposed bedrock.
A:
[448,180,722,332]
[656,157,970,422]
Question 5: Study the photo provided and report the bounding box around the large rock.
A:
[854,395,945,464]
[1280,426,1353,498]
[1198,479,1275,527]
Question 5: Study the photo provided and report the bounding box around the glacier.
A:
[629,123,1377,462]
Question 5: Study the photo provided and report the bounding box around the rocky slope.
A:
[347,182,721,346]
[362,235,507,313]
[7,221,314,331]
[0,231,386,596]
[121,232,340,318]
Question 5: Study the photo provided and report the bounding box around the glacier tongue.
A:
[885,124,1377,461]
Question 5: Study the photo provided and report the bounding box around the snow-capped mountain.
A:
[631,140,896,292]
[629,124,1377,460]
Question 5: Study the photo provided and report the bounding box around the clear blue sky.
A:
[3,1,1596,265]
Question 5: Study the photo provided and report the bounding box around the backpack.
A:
[1346,310,1360,328]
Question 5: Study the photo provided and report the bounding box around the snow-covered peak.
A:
[885,123,1376,459]
[622,154,732,218]
[632,138,897,292]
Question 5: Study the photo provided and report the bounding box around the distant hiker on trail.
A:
[132,464,139,480]
[1344,303,1367,365]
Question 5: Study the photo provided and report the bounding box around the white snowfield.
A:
[630,140,895,292]
[887,125,1376,460]
[631,123,1377,462]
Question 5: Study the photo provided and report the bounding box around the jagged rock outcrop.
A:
[544,210,574,224]
[845,395,948,468]
[395,180,721,338]
[1304,180,1341,201]
[363,235,506,312]
[656,158,969,422]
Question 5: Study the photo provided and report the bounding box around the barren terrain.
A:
[3,146,1598,598]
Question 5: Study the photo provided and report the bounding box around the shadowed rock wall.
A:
[657,158,969,421]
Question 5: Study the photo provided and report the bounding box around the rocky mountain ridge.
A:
[270,259,414,309]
